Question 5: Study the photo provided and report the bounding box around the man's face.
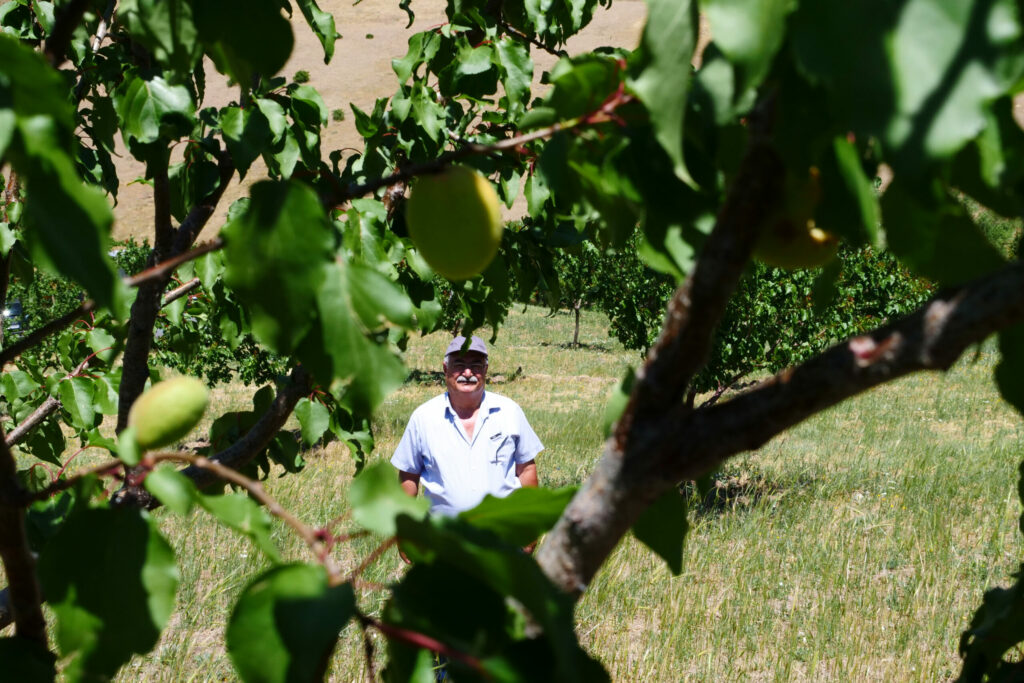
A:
[444,351,487,399]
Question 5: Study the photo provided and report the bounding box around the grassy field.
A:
[42,304,1023,681]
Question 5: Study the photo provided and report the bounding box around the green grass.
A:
[22,305,1023,681]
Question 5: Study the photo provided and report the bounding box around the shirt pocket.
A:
[490,432,517,467]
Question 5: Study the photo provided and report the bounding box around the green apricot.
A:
[128,377,209,451]
[406,165,503,281]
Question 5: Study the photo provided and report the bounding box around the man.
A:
[391,335,541,519]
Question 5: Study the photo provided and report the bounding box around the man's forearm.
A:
[516,461,538,488]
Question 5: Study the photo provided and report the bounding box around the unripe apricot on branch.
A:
[128,377,209,451]
[406,165,503,281]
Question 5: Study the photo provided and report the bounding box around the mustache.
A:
[456,376,479,384]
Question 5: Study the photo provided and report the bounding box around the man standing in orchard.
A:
[392,335,542,529]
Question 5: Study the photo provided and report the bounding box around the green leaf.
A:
[222,180,333,353]
[294,397,330,447]
[12,117,124,312]
[114,75,195,146]
[118,0,201,77]
[793,0,1024,176]
[86,327,118,364]
[347,264,416,330]
[117,426,141,467]
[395,515,608,682]
[603,366,635,438]
[703,0,793,97]
[24,417,65,467]
[144,466,197,515]
[458,486,576,547]
[3,370,38,399]
[193,0,294,84]
[631,486,689,575]
[199,492,282,563]
[0,636,57,682]
[996,323,1024,417]
[293,0,340,63]
[38,508,179,680]
[494,37,533,115]
[299,261,409,413]
[349,460,429,536]
[0,33,73,129]
[817,136,881,247]
[628,0,698,185]
[58,377,96,431]
[256,97,288,143]
[881,182,1005,285]
[227,565,355,683]
[0,222,13,258]
[221,105,273,177]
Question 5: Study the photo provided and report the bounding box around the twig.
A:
[0,240,223,369]
[0,301,95,368]
[499,21,567,58]
[124,238,225,290]
[23,459,123,504]
[161,278,201,307]
[147,452,342,582]
[329,119,583,207]
[359,613,485,673]
[346,538,396,585]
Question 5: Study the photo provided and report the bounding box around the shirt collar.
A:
[442,391,498,419]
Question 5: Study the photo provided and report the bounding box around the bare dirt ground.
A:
[110,0,650,241]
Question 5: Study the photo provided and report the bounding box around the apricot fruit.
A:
[406,165,503,281]
[128,377,209,451]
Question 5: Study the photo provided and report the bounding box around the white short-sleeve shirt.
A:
[390,391,543,516]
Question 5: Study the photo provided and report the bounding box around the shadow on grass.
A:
[539,341,613,352]
[681,467,815,517]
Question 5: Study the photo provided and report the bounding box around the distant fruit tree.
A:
[0,0,1023,681]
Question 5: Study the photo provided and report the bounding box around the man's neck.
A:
[448,390,483,419]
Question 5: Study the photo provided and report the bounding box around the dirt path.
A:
[110,0,649,241]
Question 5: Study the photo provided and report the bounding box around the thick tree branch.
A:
[0,429,45,643]
[4,397,60,448]
[538,259,1024,597]
[176,365,312,490]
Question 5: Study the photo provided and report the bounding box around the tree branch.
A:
[327,118,586,208]
[535,98,783,596]
[161,278,200,307]
[175,365,312,490]
[0,429,45,643]
[538,258,1024,597]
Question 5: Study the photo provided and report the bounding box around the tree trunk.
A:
[572,300,582,348]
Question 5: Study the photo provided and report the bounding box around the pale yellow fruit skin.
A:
[128,377,209,451]
[754,166,838,270]
[755,219,839,270]
[406,166,503,281]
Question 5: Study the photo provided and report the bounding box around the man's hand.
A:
[397,470,420,564]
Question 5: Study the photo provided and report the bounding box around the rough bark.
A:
[0,431,45,643]
[537,259,1024,598]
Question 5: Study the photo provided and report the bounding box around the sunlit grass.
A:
[12,305,1020,681]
